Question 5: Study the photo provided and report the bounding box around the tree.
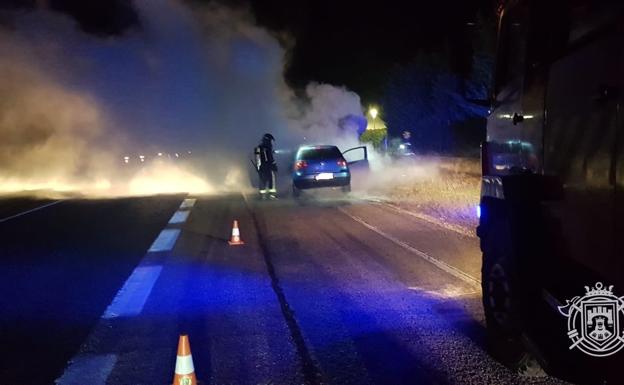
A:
[381,14,495,155]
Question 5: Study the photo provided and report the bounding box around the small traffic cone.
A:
[173,334,197,385]
[228,220,245,245]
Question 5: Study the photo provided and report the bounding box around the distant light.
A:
[175,153,179,158]
[466,21,476,26]
[139,155,145,162]
[157,152,163,156]
[399,144,406,149]
[369,107,378,119]
[187,151,192,154]
[123,156,129,164]
[476,205,481,219]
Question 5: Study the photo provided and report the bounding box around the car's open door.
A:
[341,145,369,168]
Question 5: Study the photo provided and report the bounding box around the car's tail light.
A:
[337,159,347,168]
[295,160,308,170]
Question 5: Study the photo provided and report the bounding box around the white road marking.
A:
[0,200,63,224]
[56,354,117,385]
[57,197,195,383]
[169,210,190,224]
[102,265,163,319]
[408,285,479,298]
[148,229,181,252]
[179,198,196,209]
[368,199,476,239]
[337,206,481,289]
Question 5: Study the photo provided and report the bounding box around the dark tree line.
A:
[381,14,495,156]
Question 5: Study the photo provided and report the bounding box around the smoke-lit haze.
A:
[0,0,365,196]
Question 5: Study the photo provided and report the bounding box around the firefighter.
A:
[254,133,277,197]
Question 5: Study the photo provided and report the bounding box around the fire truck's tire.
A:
[481,217,530,368]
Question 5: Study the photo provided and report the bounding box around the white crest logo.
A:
[558,282,624,357]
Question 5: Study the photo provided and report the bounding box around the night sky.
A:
[1,0,495,101]
[246,0,495,100]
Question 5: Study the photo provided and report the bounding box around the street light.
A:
[368,107,378,131]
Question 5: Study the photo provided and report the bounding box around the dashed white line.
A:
[56,354,117,385]
[56,196,195,384]
[102,265,163,319]
[179,198,196,209]
[148,229,181,252]
[169,210,190,224]
[0,200,63,223]
[337,206,481,289]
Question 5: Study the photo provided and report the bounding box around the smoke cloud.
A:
[0,0,365,196]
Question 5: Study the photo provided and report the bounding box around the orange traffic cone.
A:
[228,220,245,245]
[173,334,197,385]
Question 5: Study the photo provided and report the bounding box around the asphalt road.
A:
[0,193,566,385]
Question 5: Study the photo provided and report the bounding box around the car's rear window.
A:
[299,147,342,161]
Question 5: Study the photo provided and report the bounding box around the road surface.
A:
[0,193,566,384]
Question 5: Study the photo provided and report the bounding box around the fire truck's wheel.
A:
[482,249,528,368]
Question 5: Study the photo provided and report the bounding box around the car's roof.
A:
[297,145,339,151]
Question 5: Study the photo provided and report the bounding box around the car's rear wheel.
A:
[292,185,301,198]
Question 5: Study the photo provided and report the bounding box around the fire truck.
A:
[477,1,623,382]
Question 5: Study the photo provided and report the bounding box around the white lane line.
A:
[367,199,476,239]
[102,265,163,319]
[56,354,117,385]
[337,206,481,288]
[169,210,190,224]
[0,200,63,223]
[57,199,195,384]
[148,229,181,252]
[407,286,479,298]
[179,198,196,209]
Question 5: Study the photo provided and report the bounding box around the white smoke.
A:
[0,0,366,197]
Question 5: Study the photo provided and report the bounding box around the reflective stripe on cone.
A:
[173,335,197,385]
